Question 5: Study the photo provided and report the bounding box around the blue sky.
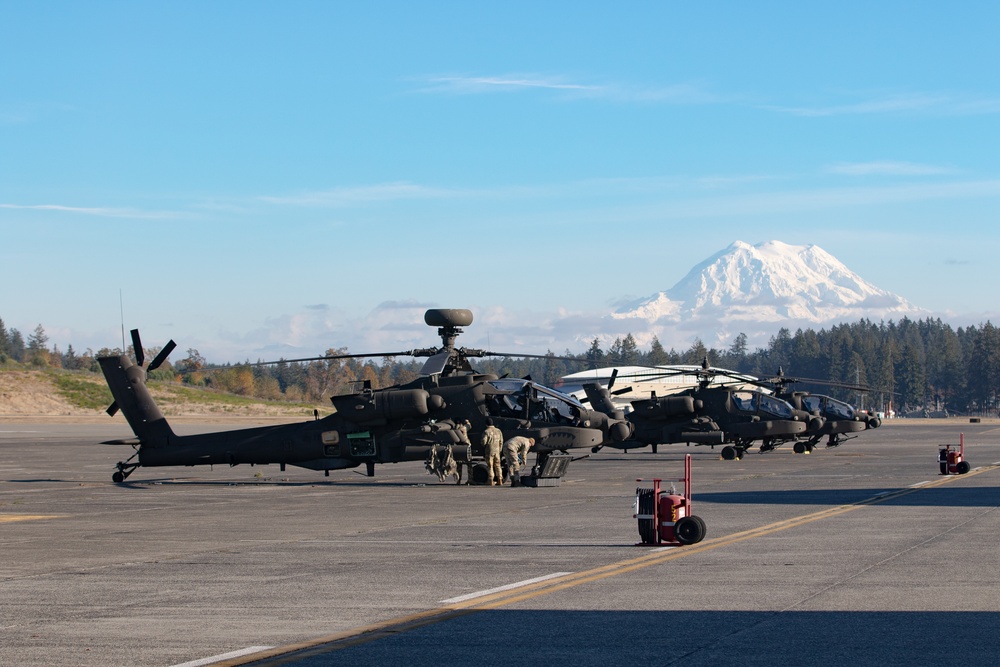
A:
[2,2,999,363]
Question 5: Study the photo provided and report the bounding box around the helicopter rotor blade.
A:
[130,329,144,367]
[189,350,415,374]
[419,350,452,376]
[147,340,177,373]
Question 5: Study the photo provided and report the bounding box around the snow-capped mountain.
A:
[611,240,923,348]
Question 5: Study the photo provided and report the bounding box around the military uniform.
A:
[454,419,471,445]
[502,436,534,485]
[481,424,504,486]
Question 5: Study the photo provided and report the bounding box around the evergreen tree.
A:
[647,336,669,366]
[619,333,639,365]
[26,324,50,367]
[585,338,604,368]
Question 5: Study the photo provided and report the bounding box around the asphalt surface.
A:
[1,419,998,666]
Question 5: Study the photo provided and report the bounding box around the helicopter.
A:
[749,368,882,453]
[577,360,821,460]
[99,309,632,485]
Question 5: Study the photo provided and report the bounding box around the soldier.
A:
[502,436,535,486]
[454,419,472,446]
[453,418,472,483]
[481,418,504,486]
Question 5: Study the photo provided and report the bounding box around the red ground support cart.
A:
[939,432,972,475]
[635,454,707,546]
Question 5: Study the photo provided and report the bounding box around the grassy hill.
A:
[0,368,326,419]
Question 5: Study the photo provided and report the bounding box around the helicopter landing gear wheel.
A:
[793,442,807,454]
[721,446,737,461]
[112,454,139,484]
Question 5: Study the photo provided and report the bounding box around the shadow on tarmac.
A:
[270,609,1000,667]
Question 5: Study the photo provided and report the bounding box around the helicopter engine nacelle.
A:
[634,395,698,420]
[331,389,443,425]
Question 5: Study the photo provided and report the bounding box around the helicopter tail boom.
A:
[99,355,175,448]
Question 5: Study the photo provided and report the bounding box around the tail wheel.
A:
[675,515,707,545]
[636,488,657,544]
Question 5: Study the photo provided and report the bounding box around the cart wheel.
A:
[675,515,706,545]
[470,463,490,485]
[956,461,971,474]
[636,488,657,544]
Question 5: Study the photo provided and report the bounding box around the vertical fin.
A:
[99,355,174,447]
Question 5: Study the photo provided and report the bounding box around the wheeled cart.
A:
[939,433,971,475]
[635,454,707,546]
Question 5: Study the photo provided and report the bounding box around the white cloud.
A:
[826,161,957,176]
[258,182,464,207]
[765,92,1000,117]
[0,203,180,219]
[415,74,603,95]
[412,74,719,104]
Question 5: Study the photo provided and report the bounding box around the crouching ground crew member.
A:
[481,419,504,486]
[502,436,534,486]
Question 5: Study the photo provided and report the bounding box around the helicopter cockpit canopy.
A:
[803,394,856,420]
[487,378,586,423]
[731,390,795,419]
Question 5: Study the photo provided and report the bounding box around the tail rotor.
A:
[106,329,176,417]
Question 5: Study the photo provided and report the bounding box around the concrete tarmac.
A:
[1,419,998,666]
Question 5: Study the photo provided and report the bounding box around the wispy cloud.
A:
[415,74,603,95]
[765,92,1000,117]
[649,179,1000,219]
[258,182,466,207]
[827,161,957,176]
[0,203,180,219]
[412,74,719,104]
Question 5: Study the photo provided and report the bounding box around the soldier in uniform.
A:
[502,436,535,486]
[481,418,504,486]
[454,419,472,446]
[453,418,472,483]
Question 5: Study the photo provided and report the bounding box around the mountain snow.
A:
[611,240,923,349]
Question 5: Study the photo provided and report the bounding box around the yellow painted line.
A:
[215,464,999,666]
[0,514,63,523]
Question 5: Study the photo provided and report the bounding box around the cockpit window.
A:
[758,394,794,418]
[824,397,855,419]
[731,391,758,413]
[487,379,585,422]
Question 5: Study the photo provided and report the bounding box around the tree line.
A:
[2,316,998,416]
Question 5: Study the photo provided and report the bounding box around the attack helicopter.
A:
[578,360,819,460]
[750,368,882,453]
[99,309,631,485]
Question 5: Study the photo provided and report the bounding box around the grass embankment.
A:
[3,368,325,418]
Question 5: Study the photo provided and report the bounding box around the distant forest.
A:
[2,316,999,416]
